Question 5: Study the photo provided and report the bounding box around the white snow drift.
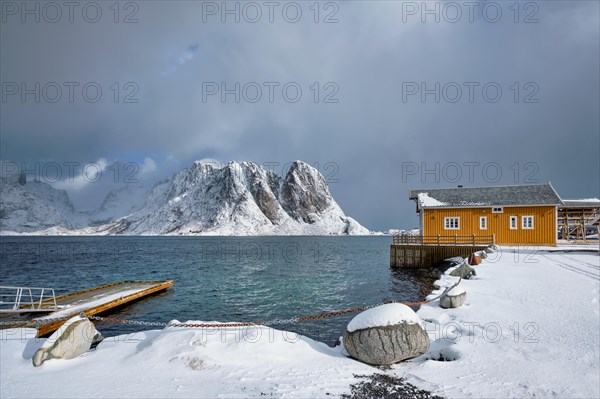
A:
[1,247,598,398]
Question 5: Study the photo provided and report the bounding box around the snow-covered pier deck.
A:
[1,280,173,336]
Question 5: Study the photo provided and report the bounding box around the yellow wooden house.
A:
[409,183,563,246]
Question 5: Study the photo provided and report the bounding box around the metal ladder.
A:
[0,286,59,313]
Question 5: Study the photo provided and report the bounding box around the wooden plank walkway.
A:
[391,235,494,268]
[1,280,173,337]
[390,244,488,268]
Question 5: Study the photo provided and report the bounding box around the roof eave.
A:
[420,203,562,210]
[548,182,565,206]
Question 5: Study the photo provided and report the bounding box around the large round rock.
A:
[450,262,476,279]
[33,315,103,367]
[343,303,429,366]
[439,286,467,309]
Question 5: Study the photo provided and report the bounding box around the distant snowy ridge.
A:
[0,180,79,232]
[0,161,370,236]
[87,185,147,226]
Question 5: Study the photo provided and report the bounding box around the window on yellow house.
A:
[444,217,460,230]
[522,216,534,229]
[480,216,487,230]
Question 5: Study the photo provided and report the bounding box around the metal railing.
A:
[0,286,59,313]
[392,234,495,246]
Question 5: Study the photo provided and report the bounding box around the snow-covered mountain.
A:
[87,185,148,226]
[0,179,77,232]
[0,161,369,235]
[104,160,368,235]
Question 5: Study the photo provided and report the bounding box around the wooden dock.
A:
[1,280,173,337]
[390,235,493,268]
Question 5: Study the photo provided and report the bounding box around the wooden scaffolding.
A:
[557,199,600,242]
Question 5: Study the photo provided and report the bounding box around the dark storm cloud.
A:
[1,1,598,229]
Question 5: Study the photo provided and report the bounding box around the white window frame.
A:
[444,217,460,230]
[492,207,504,213]
[522,215,534,230]
[510,216,518,230]
[479,216,487,230]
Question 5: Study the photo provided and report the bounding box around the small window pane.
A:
[522,216,534,229]
[444,217,460,230]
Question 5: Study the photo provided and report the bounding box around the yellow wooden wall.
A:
[421,206,557,246]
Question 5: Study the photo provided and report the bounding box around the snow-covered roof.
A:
[410,183,563,210]
[561,198,600,208]
[416,193,447,207]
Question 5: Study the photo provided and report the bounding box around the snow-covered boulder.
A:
[485,245,498,253]
[450,262,476,279]
[32,315,103,367]
[439,286,467,309]
[343,304,429,365]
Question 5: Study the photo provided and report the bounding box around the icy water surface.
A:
[0,236,437,345]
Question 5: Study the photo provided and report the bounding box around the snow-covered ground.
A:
[1,247,598,398]
[394,246,600,398]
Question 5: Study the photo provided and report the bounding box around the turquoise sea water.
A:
[0,236,437,345]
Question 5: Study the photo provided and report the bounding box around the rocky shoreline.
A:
[342,373,444,399]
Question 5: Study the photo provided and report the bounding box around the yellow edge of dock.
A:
[29,280,173,337]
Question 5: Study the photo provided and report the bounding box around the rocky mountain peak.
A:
[1,160,369,236]
[281,161,333,224]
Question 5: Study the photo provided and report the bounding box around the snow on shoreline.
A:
[1,324,375,398]
[1,248,599,398]
[393,247,600,398]
[0,230,377,237]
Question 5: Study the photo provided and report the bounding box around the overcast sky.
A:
[1,1,598,231]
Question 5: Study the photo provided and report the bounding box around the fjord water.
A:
[0,236,435,345]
